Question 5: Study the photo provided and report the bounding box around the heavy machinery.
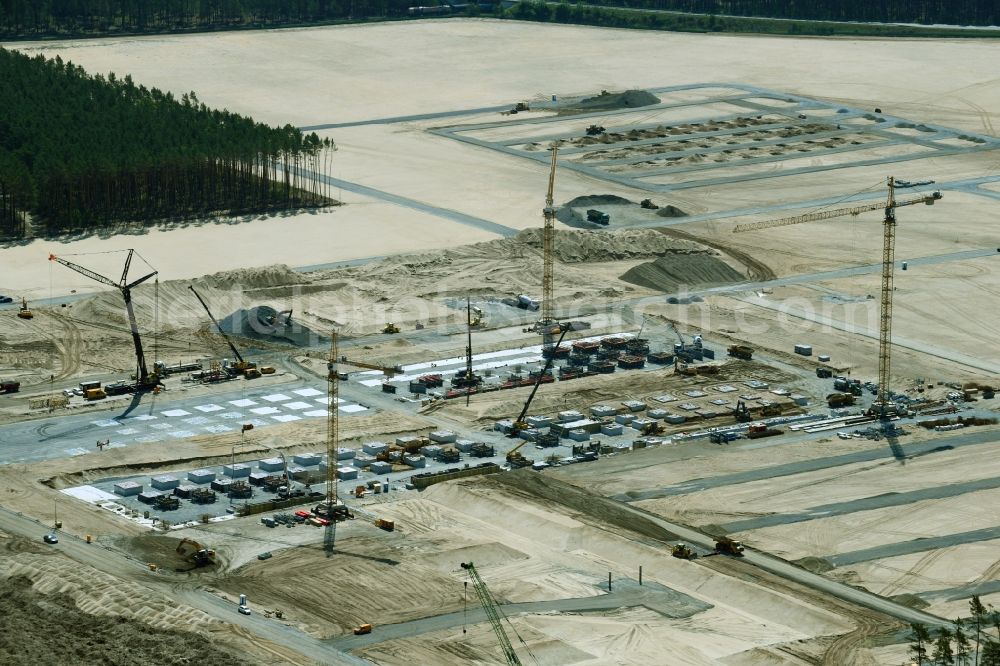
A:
[538,145,559,350]
[671,543,697,560]
[714,537,745,557]
[640,198,659,210]
[470,305,485,328]
[508,329,568,436]
[727,345,753,361]
[49,250,161,391]
[354,623,373,635]
[733,400,752,423]
[323,331,341,553]
[735,178,942,419]
[189,286,260,379]
[17,297,32,319]
[0,380,20,394]
[827,392,856,408]
[452,298,483,392]
[382,323,400,334]
[374,518,395,531]
[461,561,530,666]
[176,538,216,568]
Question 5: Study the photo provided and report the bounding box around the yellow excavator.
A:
[176,538,217,569]
[382,323,400,334]
[17,297,33,320]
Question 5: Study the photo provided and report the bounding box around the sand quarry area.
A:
[2,18,1000,666]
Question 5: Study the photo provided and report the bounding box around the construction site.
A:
[2,18,1000,666]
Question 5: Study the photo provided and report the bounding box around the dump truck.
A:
[374,518,395,532]
[354,623,373,635]
[586,209,610,225]
[714,537,745,557]
[827,392,856,408]
[84,387,106,401]
[727,345,754,361]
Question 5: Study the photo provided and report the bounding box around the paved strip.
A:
[919,580,1000,603]
[612,429,999,502]
[328,579,709,650]
[722,474,1000,533]
[299,105,513,131]
[829,526,1000,568]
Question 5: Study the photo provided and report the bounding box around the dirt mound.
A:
[562,194,633,208]
[567,89,660,111]
[656,205,688,218]
[201,264,304,291]
[218,304,324,346]
[619,254,745,292]
[514,228,704,263]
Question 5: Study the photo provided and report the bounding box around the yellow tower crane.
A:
[539,144,559,349]
[734,178,941,419]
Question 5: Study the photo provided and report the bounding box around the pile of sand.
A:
[508,228,704,263]
[564,89,661,112]
[619,254,745,292]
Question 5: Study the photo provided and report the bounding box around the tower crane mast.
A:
[540,145,559,349]
[734,177,941,419]
[48,250,160,389]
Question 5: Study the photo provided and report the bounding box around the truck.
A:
[84,387,107,401]
[354,623,373,635]
[827,392,856,408]
[374,518,395,532]
[727,345,754,361]
[709,431,739,444]
[0,381,20,394]
[586,209,610,225]
[816,367,833,378]
[714,537,745,557]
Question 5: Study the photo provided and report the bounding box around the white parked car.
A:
[837,432,851,440]
[238,605,252,616]
[62,389,75,397]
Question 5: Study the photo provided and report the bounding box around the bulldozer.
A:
[17,297,33,320]
[176,538,217,569]
[671,543,697,560]
[382,323,400,334]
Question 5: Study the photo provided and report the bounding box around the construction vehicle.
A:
[827,392,856,408]
[714,537,745,557]
[84,387,106,401]
[17,297,33,319]
[176,538,216,568]
[382,323,400,334]
[355,485,366,498]
[671,543,697,560]
[727,345,754,361]
[49,250,162,391]
[640,198,659,210]
[507,327,569,449]
[374,518,395,531]
[585,124,606,136]
[586,209,609,225]
[354,623,373,635]
[469,305,485,328]
[461,561,527,666]
[452,298,483,391]
[0,380,20,394]
[746,422,781,439]
[816,367,833,378]
[189,286,260,378]
[733,400,752,423]
[735,178,942,419]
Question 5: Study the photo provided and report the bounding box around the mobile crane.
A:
[189,286,260,379]
[49,250,161,391]
[506,328,568,467]
[461,561,529,666]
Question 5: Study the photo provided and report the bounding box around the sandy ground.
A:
[4,20,999,297]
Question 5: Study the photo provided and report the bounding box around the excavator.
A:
[189,286,260,379]
[17,297,32,320]
[506,329,569,468]
[176,538,217,570]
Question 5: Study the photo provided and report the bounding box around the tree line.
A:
[0,0,997,37]
[555,1,999,27]
[910,596,1000,666]
[0,47,336,237]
